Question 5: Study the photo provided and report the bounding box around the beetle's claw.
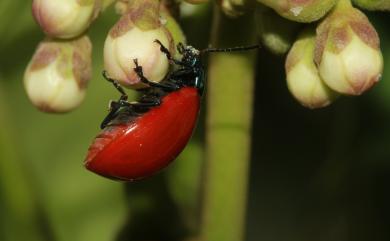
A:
[154,39,163,48]
[133,59,143,74]
[108,100,114,110]
[177,42,185,54]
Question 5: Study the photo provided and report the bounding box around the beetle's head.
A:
[177,43,201,67]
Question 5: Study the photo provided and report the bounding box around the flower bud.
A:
[314,0,383,95]
[256,0,337,22]
[352,0,390,11]
[24,36,92,113]
[32,0,100,39]
[104,0,181,88]
[286,28,338,109]
[255,4,301,55]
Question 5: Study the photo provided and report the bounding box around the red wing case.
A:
[85,87,200,181]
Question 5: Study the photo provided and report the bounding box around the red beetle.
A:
[85,40,259,181]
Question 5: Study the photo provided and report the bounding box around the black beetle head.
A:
[177,43,201,68]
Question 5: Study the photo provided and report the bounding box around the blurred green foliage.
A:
[0,2,127,241]
[0,1,389,241]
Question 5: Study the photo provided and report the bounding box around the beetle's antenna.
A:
[201,44,260,54]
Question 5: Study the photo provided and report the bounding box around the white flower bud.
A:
[103,0,179,89]
[104,27,171,88]
[286,29,338,108]
[314,0,383,95]
[32,0,100,39]
[24,36,92,113]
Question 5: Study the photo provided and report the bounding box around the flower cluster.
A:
[25,0,386,111]
[254,0,384,108]
[25,0,185,113]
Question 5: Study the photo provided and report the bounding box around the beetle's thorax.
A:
[178,46,204,94]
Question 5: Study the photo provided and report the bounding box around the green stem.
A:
[200,7,257,241]
[335,0,352,10]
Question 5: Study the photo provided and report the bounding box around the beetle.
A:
[84,40,259,181]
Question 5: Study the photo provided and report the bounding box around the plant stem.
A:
[335,0,352,10]
[200,7,257,241]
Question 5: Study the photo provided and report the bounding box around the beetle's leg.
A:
[154,39,185,66]
[102,70,128,101]
[100,100,132,129]
[100,108,119,129]
[100,71,132,128]
[165,67,193,86]
[170,67,193,78]
[154,39,172,60]
[133,59,179,91]
[177,42,185,54]
[131,97,161,108]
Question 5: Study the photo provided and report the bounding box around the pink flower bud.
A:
[24,36,92,113]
